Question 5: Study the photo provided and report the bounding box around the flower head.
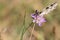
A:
[31,10,46,26]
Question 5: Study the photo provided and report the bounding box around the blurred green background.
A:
[0,0,60,40]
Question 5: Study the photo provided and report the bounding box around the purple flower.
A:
[31,14,46,26]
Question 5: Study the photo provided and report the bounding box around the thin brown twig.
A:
[29,23,35,40]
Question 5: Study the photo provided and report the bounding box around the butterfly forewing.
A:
[39,2,57,17]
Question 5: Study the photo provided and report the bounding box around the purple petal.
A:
[40,17,46,22]
[31,14,36,18]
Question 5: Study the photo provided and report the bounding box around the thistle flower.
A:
[31,14,46,26]
[31,10,46,26]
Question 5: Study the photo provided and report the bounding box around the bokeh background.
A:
[0,0,60,40]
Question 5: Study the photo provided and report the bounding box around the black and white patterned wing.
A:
[39,2,58,17]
